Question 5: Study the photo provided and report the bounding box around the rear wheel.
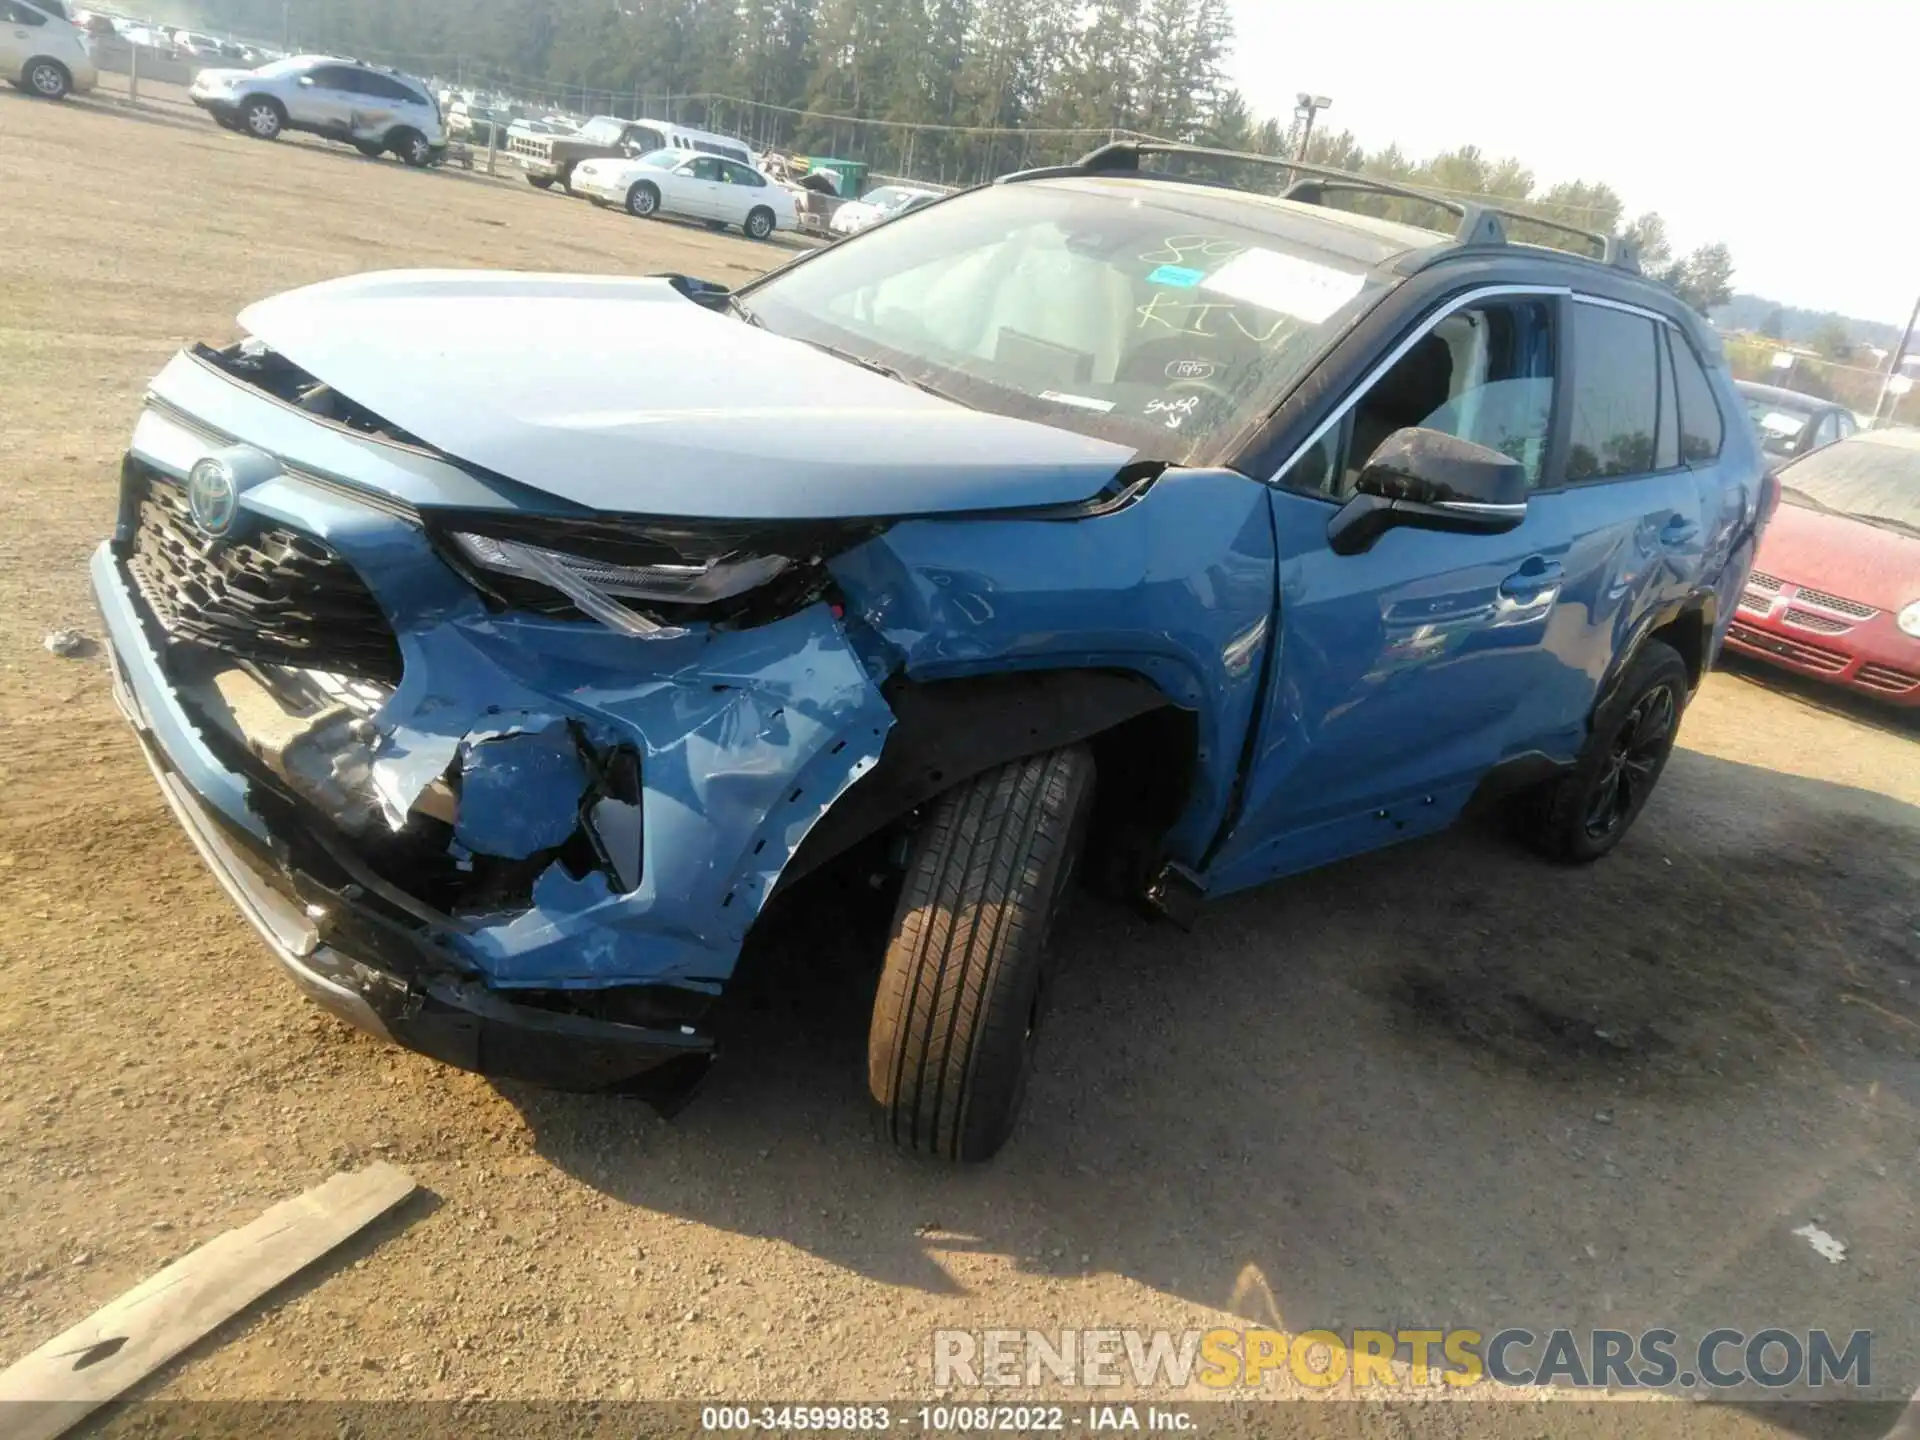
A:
[867,745,1096,1163]
[744,206,776,240]
[626,181,660,218]
[239,95,283,140]
[527,173,555,190]
[1522,640,1689,863]
[25,58,71,99]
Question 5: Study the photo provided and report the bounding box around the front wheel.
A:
[25,58,72,99]
[354,139,384,158]
[867,745,1096,1163]
[527,173,555,190]
[239,96,283,140]
[626,181,660,218]
[1522,639,1689,863]
[744,206,776,241]
[390,128,432,167]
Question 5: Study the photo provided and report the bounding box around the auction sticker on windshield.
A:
[1200,248,1368,323]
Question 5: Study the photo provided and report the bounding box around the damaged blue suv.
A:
[94,142,1766,1161]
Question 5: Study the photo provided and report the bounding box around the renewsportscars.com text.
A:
[932,1327,1873,1391]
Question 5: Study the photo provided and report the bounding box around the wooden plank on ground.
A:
[0,1162,416,1440]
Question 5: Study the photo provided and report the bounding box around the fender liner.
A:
[775,669,1171,893]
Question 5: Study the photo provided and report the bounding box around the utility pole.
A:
[1293,92,1331,161]
[1872,290,1920,428]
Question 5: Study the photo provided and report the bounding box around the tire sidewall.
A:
[745,207,774,240]
[627,182,659,218]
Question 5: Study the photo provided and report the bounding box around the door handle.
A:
[1499,560,1563,601]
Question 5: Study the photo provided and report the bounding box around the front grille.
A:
[1738,589,1774,614]
[1748,571,1783,591]
[125,469,402,683]
[1857,663,1920,695]
[1793,586,1876,618]
[1784,607,1851,634]
[1726,622,1849,674]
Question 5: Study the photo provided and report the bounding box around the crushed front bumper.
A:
[96,544,717,1094]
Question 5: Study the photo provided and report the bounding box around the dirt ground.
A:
[2,79,1917,1436]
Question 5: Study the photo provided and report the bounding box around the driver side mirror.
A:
[1326,427,1528,556]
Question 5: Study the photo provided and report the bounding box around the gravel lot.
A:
[2,79,1916,1437]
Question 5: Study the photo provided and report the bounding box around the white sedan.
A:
[828,184,942,236]
[572,149,796,240]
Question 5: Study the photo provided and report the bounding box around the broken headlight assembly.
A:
[426,513,879,633]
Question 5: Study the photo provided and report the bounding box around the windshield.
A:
[1746,394,1815,457]
[633,148,683,170]
[578,118,626,144]
[741,182,1386,461]
[864,187,918,209]
[254,57,315,78]
[1779,436,1920,532]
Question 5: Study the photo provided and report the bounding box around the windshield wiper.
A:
[1780,485,1837,515]
[798,338,952,401]
[726,293,763,328]
[1857,512,1920,539]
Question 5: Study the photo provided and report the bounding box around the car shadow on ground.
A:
[497,746,1920,1416]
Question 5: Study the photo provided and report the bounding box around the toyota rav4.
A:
[92,143,1768,1162]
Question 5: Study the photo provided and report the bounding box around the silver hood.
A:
[236,270,1138,519]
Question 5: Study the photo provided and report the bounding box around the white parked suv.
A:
[571,148,796,239]
[189,55,446,166]
[3,0,98,100]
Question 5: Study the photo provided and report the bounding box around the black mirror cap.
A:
[1355,426,1528,508]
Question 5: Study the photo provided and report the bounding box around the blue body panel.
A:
[830,467,1277,863]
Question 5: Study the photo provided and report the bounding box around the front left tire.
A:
[239,95,284,140]
[24,58,72,100]
[867,744,1096,1163]
[626,180,660,218]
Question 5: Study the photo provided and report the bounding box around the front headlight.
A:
[1898,601,1920,639]
[444,529,814,637]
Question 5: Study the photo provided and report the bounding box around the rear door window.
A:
[357,72,416,102]
[1566,301,1662,481]
[6,3,49,23]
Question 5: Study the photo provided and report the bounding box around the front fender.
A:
[828,466,1278,863]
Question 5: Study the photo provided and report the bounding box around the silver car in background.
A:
[189,55,446,166]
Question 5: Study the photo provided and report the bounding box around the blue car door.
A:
[1502,297,1708,757]
[1207,287,1576,894]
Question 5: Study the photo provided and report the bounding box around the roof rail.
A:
[1011,139,1639,273]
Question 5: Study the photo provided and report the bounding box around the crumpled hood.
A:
[237,270,1137,519]
[1756,501,1920,610]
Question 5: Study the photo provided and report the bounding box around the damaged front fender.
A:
[370,605,895,988]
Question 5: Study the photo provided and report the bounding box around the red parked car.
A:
[1724,428,1920,705]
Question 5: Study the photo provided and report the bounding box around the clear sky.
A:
[1227,0,1920,328]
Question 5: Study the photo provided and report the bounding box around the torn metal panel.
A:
[452,716,587,860]
[447,603,894,987]
[827,465,1277,863]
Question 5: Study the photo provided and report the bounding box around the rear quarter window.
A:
[1669,333,1726,463]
